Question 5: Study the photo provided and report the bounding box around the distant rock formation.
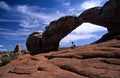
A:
[14,44,21,54]
[26,0,120,54]
[26,30,43,55]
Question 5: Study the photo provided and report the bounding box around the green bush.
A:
[0,57,12,66]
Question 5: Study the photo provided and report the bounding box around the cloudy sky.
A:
[0,0,108,52]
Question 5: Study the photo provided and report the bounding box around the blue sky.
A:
[0,0,108,52]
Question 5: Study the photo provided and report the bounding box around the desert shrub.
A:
[0,56,12,66]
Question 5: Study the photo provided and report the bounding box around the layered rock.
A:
[0,39,120,78]
[26,30,43,55]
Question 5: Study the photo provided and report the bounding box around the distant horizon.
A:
[0,0,107,51]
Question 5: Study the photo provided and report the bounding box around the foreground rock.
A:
[0,39,120,78]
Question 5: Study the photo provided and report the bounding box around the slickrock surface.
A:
[0,39,120,78]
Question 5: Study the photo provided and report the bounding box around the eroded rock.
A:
[26,30,43,55]
[41,16,81,52]
[14,44,21,55]
[79,0,120,43]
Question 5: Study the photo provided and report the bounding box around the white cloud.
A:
[19,16,41,28]
[63,2,71,6]
[0,28,31,36]
[0,28,36,40]
[72,23,107,34]
[0,44,7,51]
[60,23,107,44]
[61,33,97,43]
[81,0,103,10]
[0,45,3,47]
[0,48,7,51]
[0,19,19,22]
[0,1,11,11]
[16,5,65,28]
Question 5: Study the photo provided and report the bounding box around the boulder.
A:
[26,30,43,55]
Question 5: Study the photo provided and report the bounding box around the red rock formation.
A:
[14,44,21,54]
[0,39,120,78]
[26,30,43,55]
[26,0,120,53]
[41,16,81,52]
[79,0,120,43]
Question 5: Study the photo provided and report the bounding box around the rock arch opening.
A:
[60,23,108,48]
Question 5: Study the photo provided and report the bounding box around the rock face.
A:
[79,7,105,26]
[79,0,120,43]
[26,30,43,55]
[26,0,120,53]
[79,0,120,31]
[0,39,120,78]
[100,0,120,31]
[95,0,120,43]
[41,16,81,52]
[14,44,21,54]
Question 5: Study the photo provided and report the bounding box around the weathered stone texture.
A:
[26,30,43,55]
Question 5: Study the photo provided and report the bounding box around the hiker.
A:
[71,42,76,49]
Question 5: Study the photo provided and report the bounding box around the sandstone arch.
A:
[26,0,120,54]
